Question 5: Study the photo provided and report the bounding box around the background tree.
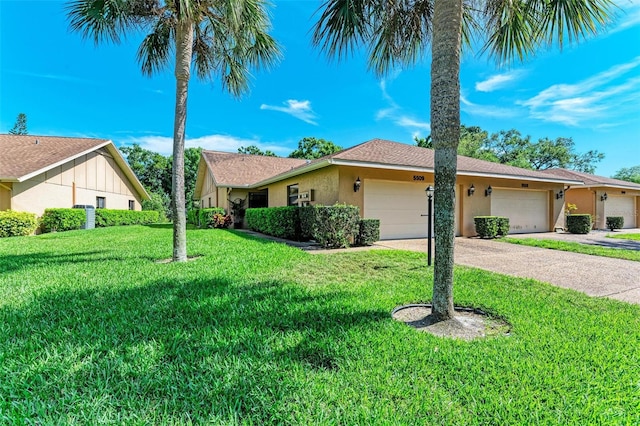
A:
[313,0,615,322]
[238,145,278,156]
[613,165,640,184]
[9,113,28,135]
[288,137,342,159]
[67,0,280,262]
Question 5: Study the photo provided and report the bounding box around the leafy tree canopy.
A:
[288,137,342,159]
[416,125,604,173]
[238,145,277,157]
[612,165,640,184]
[120,144,202,215]
[9,113,28,135]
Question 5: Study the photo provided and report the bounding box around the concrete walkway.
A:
[376,235,640,305]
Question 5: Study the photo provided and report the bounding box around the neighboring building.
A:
[0,134,150,216]
[195,139,585,239]
[542,168,640,229]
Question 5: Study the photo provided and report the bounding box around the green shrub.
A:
[496,217,510,236]
[474,216,498,238]
[567,214,592,234]
[202,213,232,229]
[187,209,200,226]
[356,219,380,246]
[0,210,38,237]
[198,208,226,228]
[41,208,86,233]
[94,209,159,227]
[606,216,624,231]
[299,206,317,241]
[142,191,170,222]
[246,207,301,240]
[313,204,360,248]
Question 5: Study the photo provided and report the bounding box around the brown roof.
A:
[541,168,640,190]
[259,139,581,185]
[201,151,307,186]
[0,134,109,180]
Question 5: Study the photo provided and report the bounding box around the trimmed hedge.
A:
[356,219,380,246]
[0,210,39,237]
[187,209,200,226]
[41,208,86,233]
[198,208,226,228]
[606,216,624,231]
[567,214,592,234]
[474,216,510,239]
[95,209,159,227]
[299,206,317,241]
[246,206,301,240]
[312,204,360,248]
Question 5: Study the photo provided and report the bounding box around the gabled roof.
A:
[541,168,640,191]
[0,134,150,200]
[199,151,307,187]
[256,139,583,186]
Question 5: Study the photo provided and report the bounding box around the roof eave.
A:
[250,159,333,187]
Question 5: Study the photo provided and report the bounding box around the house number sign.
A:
[413,175,425,181]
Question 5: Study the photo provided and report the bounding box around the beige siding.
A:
[9,151,142,216]
[199,169,219,209]
[265,167,339,207]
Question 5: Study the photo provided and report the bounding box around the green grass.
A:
[1,226,639,424]
[608,232,640,241]
[502,237,640,262]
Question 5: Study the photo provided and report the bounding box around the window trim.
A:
[96,196,106,209]
[287,184,299,207]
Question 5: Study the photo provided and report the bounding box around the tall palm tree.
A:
[313,0,616,321]
[67,0,280,262]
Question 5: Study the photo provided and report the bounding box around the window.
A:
[287,184,299,206]
[128,200,135,210]
[96,196,106,209]
[249,190,268,208]
[208,197,212,208]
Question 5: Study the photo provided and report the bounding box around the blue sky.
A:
[1,0,639,178]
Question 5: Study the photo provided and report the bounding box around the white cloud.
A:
[259,99,318,125]
[121,134,291,156]
[460,95,517,118]
[475,70,524,92]
[519,56,640,125]
[608,1,640,34]
[376,79,431,133]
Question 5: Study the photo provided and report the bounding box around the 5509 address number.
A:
[413,175,425,181]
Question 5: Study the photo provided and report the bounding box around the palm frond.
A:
[311,0,370,60]
[480,0,538,64]
[65,0,141,44]
[136,15,174,76]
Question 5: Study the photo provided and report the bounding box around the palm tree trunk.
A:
[171,19,193,262]
[430,0,463,321]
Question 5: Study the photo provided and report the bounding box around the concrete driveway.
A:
[375,233,640,305]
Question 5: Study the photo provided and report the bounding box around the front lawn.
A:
[608,232,640,241]
[1,226,639,424]
[502,237,640,262]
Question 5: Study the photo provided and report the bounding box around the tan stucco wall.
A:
[9,150,142,216]
[566,187,640,229]
[265,167,340,207]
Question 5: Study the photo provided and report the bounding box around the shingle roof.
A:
[201,151,307,186]
[541,168,640,190]
[288,139,579,183]
[0,134,109,180]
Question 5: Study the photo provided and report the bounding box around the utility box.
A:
[73,205,95,229]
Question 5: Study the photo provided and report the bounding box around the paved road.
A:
[376,235,640,305]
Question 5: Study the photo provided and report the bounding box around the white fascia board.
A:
[596,183,640,191]
[457,170,584,185]
[16,140,113,182]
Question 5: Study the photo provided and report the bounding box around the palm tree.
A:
[313,0,615,321]
[67,0,280,262]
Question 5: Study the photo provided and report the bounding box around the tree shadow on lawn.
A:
[586,238,640,251]
[0,275,388,423]
[0,251,131,273]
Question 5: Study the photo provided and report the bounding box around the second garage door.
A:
[491,189,549,234]
[606,196,636,228]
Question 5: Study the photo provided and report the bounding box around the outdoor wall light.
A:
[468,184,475,197]
[601,192,608,201]
[556,190,564,200]
[485,185,493,197]
[354,177,361,192]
